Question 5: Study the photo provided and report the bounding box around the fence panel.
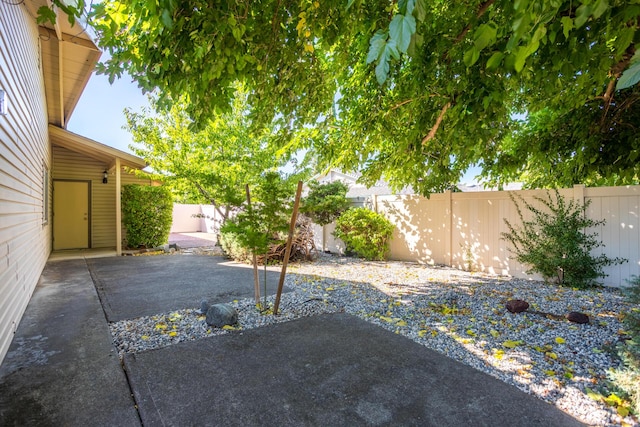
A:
[374,185,640,287]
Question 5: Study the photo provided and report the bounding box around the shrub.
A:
[121,184,173,248]
[610,276,640,415]
[334,207,394,261]
[218,222,253,263]
[300,180,350,226]
[501,190,626,289]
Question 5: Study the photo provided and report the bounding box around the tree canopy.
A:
[56,0,640,192]
[124,86,303,219]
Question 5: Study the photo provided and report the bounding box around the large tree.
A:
[125,86,302,220]
[61,1,640,192]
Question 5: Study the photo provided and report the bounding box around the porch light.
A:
[103,170,108,184]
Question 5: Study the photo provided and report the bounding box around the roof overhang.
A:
[50,125,147,170]
[26,1,101,127]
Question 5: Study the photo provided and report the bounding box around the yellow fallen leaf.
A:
[544,370,556,376]
[466,329,476,337]
[617,406,629,417]
[326,287,335,291]
[555,337,566,344]
[546,352,558,360]
[155,323,167,330]
[169,331,177,337]
[222,325,240,331]
[379,316,393,323]
[502,340,522,349]
[141,335,150,340]
[604,393,623,407]
[396,320,408,327]
[418,330,428,338]
[490,329,500,338]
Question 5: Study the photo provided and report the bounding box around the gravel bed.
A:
[109,254,638,426]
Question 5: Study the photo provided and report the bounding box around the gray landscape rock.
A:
[206,304,238,327]
[200,300,210,315]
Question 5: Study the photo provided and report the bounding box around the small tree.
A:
[219,172,294,310]
[501,190,626,289]
[334,208,394,261]
[300,180,350,226]
[121,185,173,248]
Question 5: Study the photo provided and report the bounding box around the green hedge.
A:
[121,184,173,248]
[334,207,394,261]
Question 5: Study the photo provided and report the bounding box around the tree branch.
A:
[422,102,451,144]
[600,44,636,126]
[453,0,496,44]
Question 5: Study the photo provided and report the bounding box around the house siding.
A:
[0,4,52,363]
[52,145,154,248]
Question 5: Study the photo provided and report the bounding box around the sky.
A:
[67,71,149,155]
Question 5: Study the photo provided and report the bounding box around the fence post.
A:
[445,190,453,267]
[573,184,585,204]
[573,184,586,217]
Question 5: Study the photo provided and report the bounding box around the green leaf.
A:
[514,46,528,72]
[413,0,427,22]
[36,6,57,25]
[161,9,173,29]
[513,0,529,11]
[474,23,497,51]
[616,51,640,90]
[560,16,573,39]
[389,14,416,53]
[486,51,504,70]
[375,52,390,85]
[592,0,609,19]
[398,0,416,16]
[367,31,387,64]
[574,4,592,28]
[464,46,480,67]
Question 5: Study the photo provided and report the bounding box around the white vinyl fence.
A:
[318,185,640,287]
[170,203,223,234]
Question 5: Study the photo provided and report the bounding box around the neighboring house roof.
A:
[50,125,147,170]
[25,1,101,128]
[313,169,413,198]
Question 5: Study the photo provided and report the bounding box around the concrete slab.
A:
[0,260,140,426]
[86,255,286,322]
[124,313,583,427]
[169,232,218,248]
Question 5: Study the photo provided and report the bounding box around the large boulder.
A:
[206,303,238,327]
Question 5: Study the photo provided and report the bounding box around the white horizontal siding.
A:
[0,3,51,364]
